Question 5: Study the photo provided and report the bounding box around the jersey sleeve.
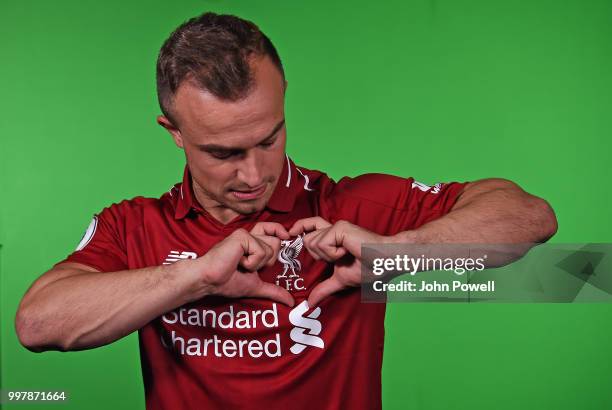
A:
[55,202,129,272]
[322,173,468,236]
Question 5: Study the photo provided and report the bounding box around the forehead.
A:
[172,57,285,146]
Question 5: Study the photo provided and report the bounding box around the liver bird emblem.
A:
[277,235,304,278]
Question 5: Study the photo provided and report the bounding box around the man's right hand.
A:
[15,222,293,352]
[184,222,295,307]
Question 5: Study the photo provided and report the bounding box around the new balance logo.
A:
[289,301,324,354]
[163,251,198,265]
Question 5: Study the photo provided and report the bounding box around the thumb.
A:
[307,275,345,308]
[249,280,295,307]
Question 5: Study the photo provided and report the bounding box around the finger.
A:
[213,231,249,266]
[254,235,282,266]
[330,220,365,258]
[303,230,327,261]
[249,280,296,307]
[306,228,345,262]
[250,222,290,240]
[319,242,347,261]
[239,235,271,272]
[289,216,332,236]
[307,275,346,308]
[303,243,322,261]
[225,228,255,265]
[316,228,348,261]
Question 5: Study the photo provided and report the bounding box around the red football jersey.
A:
[58,156,467,410]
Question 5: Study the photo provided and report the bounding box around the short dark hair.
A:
[156,12,285,125]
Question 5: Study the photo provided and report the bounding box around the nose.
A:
[236,150,264,188]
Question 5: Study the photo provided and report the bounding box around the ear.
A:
[157,115,184,148]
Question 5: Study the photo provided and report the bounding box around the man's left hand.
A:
[289,217,387,308]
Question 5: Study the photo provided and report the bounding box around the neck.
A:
[191,179,241,225]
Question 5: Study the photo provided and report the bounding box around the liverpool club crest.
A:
[276,235,306,291]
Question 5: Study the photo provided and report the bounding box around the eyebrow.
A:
[197,119,285,152]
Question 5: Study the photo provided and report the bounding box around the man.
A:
[15,12,557,410]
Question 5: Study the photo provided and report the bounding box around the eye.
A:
[259,138,277,148]
[210,151,237,160]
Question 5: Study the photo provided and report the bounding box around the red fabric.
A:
[57,157,467,410]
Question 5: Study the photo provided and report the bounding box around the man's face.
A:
[159,56,287,223]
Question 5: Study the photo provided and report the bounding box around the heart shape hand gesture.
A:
[289,217,386,308]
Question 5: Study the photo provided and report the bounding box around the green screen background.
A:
[1,0,611,409]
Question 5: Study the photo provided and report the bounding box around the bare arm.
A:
[15,225,294,353]
[15,261,205,353]
[397,178,558,244]
[287,179,558,307]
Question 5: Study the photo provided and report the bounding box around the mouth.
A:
[230,184,267,200]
